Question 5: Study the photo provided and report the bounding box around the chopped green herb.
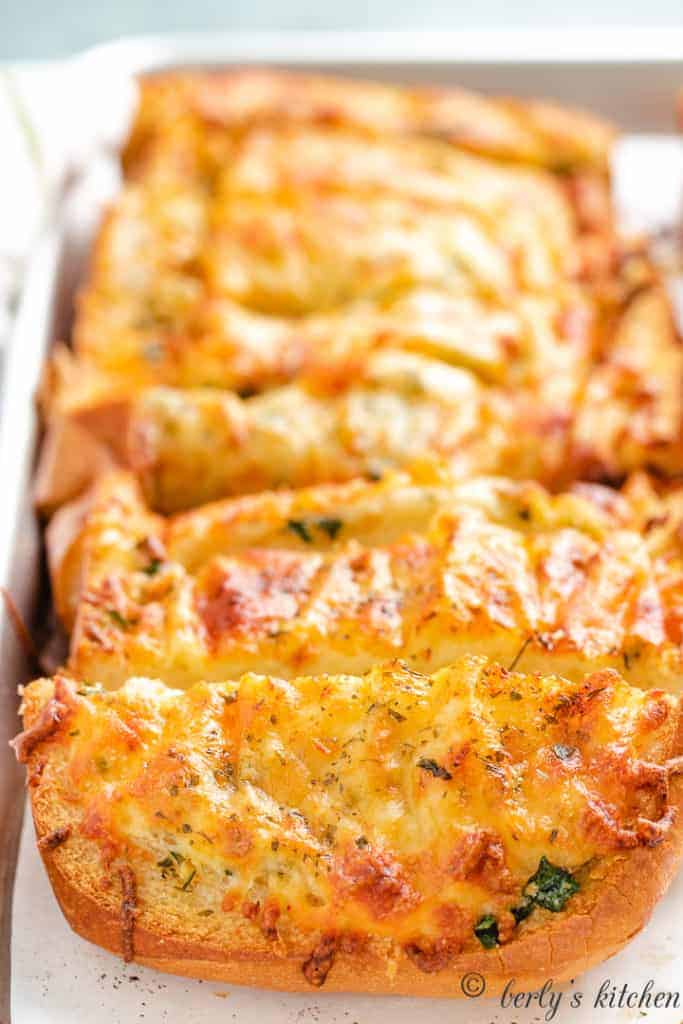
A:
[355,835,369,849]
[524,856,579,913]
[509,690,523,701]
[416,757,452,781]
[317,517,343,540]
[69,729,80,737]
[511,896,534,924]
[170,851,184,864]
[387,707,407,722]
[510,857,579,924]
[198,909,214,916]
[286,516,344,543]
[287,519,312,543]
[474,914,499,949]
[157,855,174,869]
[180,868,197,891]
[142,558,162,576]
[181,823,192,833]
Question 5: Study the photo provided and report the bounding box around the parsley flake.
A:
[317,517,343,540]
[416,757,452,781]
[287,520,313,543]
[474,914,499,948]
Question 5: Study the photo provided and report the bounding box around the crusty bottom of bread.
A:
[39,772,683,998]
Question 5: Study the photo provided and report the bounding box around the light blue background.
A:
[2,0,683,61]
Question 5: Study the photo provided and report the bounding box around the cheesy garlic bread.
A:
[14,657,683,994]
[39,282,683,515]
[17,70,683,996]
[48,469,683,691]
[34,72,683,513]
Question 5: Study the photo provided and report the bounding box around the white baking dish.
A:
[3,31,683,1023]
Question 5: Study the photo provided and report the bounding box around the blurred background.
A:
[3,0,683,60]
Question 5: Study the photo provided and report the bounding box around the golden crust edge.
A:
[125,68,616,173]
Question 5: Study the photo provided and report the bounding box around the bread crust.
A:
[33,416,116,515]
[125,69,615,176]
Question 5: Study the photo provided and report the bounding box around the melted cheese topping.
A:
[74,121,587,381]
[60,469,683,691]
[20,657,679,956]
[42,73,680,510]
[127,365,509,512]
[70,141,591,416]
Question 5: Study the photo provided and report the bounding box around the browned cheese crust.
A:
[16,664,683,996]
[34,72,683,515]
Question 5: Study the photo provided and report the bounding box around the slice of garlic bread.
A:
[47,469,683,692]
[15,656,683,994]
